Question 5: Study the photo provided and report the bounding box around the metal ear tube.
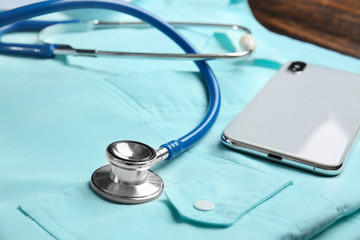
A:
[91,140,169,204]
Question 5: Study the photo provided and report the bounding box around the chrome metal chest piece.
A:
[91,141,168,204]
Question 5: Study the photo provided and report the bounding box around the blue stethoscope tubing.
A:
[0,19,80,57]
[0,0,220,160]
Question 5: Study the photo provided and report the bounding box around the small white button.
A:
[194,200,215,211]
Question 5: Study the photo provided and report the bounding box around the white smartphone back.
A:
[222,62,360,175]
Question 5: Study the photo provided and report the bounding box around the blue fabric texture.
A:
[1,0,360,239]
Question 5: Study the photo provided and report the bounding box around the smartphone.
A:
[221,61,360,175]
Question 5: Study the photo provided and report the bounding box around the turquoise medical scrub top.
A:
[1,0,360,239]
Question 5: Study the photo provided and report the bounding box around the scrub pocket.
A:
[18,157,292,240]
[165,162,292,227]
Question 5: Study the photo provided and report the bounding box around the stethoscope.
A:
[0,0,255,204]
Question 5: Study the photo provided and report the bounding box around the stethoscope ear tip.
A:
[239,33,257,52]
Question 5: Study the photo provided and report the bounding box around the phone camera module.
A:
[288,61,306,73]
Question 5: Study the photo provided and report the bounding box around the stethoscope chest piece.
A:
[91,140,164,204]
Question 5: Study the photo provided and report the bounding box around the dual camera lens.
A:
[288,61,306,73]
